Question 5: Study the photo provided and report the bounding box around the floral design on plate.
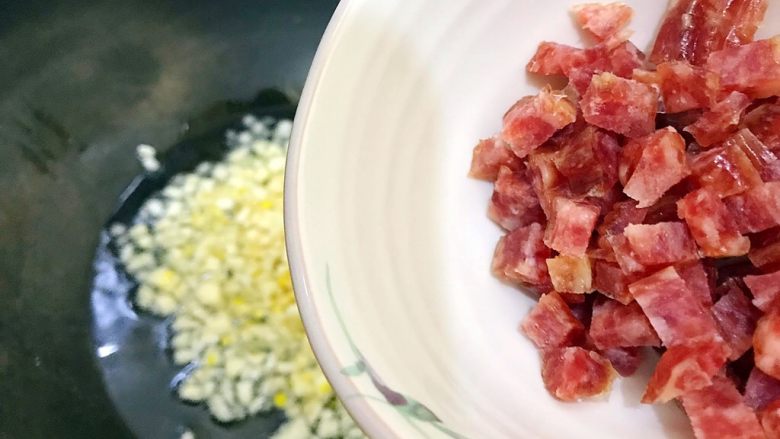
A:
[325,268,468,439]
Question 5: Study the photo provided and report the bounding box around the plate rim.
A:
[284,1,397,437]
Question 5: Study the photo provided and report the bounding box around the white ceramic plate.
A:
[285,1,780,438]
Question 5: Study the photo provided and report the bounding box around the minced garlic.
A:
[112,116,362,438]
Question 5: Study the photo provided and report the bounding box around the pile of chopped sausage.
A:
[470,2,780,438]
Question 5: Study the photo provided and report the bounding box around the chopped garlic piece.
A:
[136,144,161,172]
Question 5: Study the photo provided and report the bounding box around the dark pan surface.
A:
[0,1,338,437]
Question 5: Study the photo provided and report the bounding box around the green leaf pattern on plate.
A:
[340,362,366,377]
[325,267,468,439]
